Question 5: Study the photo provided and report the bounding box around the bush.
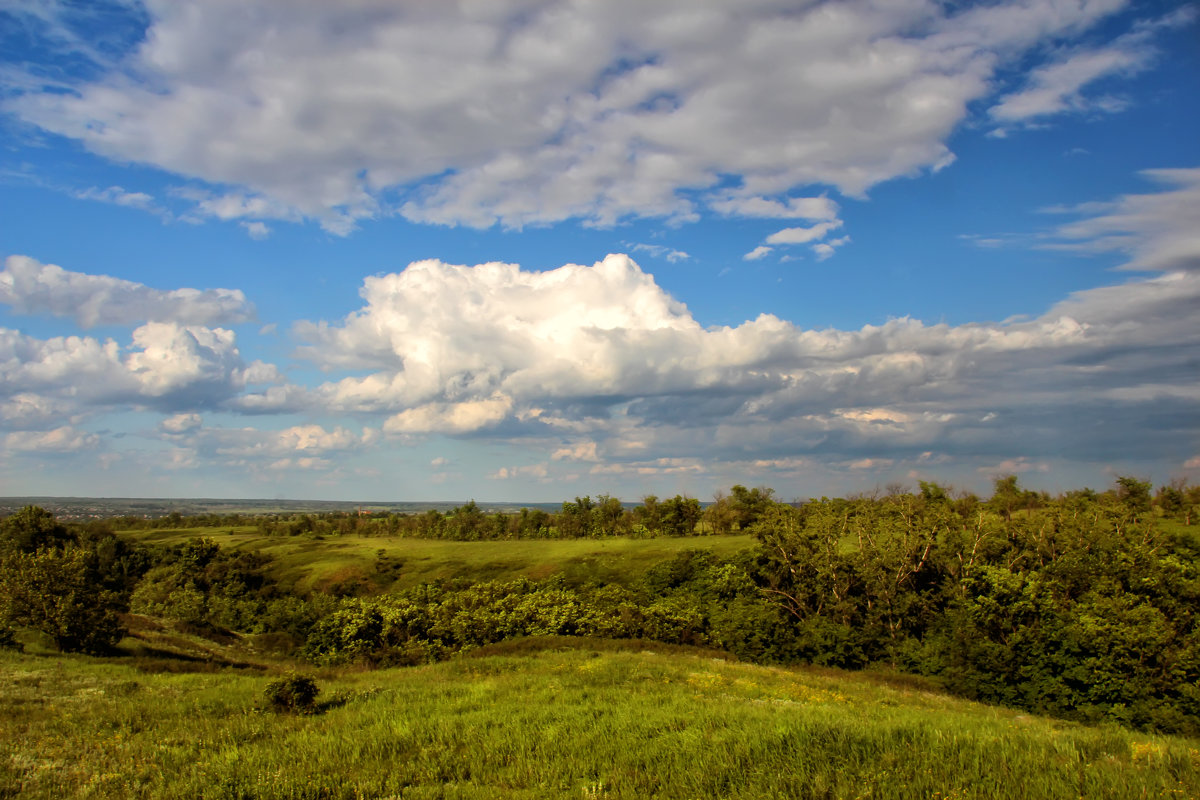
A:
[264,674,319,713]
[0,625,19,651]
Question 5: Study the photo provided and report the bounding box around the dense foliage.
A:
[751,481,1200,733]
[2,475,1198,735]
[0,506,148,653]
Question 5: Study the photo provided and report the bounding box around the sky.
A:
[0,0,1198,503]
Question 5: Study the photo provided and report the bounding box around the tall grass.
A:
[2,643,1196,799]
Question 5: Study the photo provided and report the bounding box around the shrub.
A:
[264,674,319,713]
[0,625,19,651]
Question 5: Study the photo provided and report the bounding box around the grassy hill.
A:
[1,626,1196,800]
[116,528,757,592]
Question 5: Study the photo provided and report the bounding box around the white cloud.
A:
[160,412,202,434]
[1040,168,1200,274]
[0,319,276,417]
[4,426,99,453]
[240,221,271,239]
[383,394,514,435]
[552,441,599,462]
[267,457,333,471]
[198,423,379,458]
[813,235,851,261]
[743,246,773,261]
[629,243,690,263]
[0,255,253,327]
[4,166,1197,486]
[126,323,232,394]
[710,195,839,220]
[989,44,1148,124]
[5,0,1132,230]
[73,185,167,217]
[590,457,706,477]
[292,206,1200,470]
[0,393,78,431]
[846,458,894,470]
[491,463,549,480]
[976,458,1051,475]
[766,221,843,245]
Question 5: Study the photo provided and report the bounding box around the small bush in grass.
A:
[264,674,319,713]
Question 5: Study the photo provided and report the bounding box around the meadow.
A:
[116,527,757,593]
[3,634,1198,800]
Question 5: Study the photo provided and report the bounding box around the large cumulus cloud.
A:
[289,169,1200,474]
[5,0,1143,232]
[296,271,1197,470]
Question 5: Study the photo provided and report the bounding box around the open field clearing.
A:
[2,638,1197,800]
[115,528,757,593]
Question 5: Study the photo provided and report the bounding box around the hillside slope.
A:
[2,635,1196,800]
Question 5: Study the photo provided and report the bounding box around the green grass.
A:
[117,528,756,593]
[1,640,1196,799]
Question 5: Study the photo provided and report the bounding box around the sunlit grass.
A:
[116,528,757,592]
[2,642,1196,799]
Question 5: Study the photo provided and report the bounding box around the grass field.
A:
[2,634,1197,800]
[116,528,758,593]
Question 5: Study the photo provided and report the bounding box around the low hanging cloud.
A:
[5,0,1143,232]
[0,255,253,327]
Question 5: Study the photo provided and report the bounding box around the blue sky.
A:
[1,0,1198,502]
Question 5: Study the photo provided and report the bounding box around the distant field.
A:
[2,639,1196,800]
[116,528,758,592]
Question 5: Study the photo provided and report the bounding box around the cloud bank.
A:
[5,0,1143,233]
[2,167,1197,490]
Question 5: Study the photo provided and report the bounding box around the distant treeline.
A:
[109,491,717,539]
[105,478,1200,541]
[2,476,1199,735]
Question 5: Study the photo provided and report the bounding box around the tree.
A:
[729,485,777,530]
[1115,476,1152,515]
[0,505,72,553]
[660,495,702,536]
[704,490,736,536]
[558,496,595,537]
[0,547,125,653]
